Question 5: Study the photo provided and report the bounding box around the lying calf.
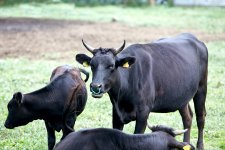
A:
[54,125,195,150]
[5,65,89,150]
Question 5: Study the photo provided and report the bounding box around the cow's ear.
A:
[50,68,57,81]
[13,92,23,104]
[76,54,91,67]
[116,56,136,68]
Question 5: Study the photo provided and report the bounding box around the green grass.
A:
[0,41,225,149]
[0,4,225,33]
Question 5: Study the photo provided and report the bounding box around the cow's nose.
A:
[4,121,14,129]
[90,83,102,94]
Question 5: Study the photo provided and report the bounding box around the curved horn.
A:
[116,40,126,54]
[82,39,95,54]
[147,123,153,130]
[173,129,188,135]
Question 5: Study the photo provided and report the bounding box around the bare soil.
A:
[0,18,224,59]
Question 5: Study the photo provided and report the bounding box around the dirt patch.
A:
[0,18,224,59]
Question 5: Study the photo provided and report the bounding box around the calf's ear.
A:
[76,54,91,67]
[13,92,23,104]
[116,56,136,68]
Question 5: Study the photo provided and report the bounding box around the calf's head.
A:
[5,92,33,129]
[76,40,135,98]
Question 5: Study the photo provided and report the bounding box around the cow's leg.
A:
[62,115,76,140]
[179,103,193,142]
[112,106,124,130]
[45,121,56,150]
[193,83,207,150]
[134,106,149,134]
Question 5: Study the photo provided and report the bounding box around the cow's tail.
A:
[79,68,89,82]
[63,84,82,132]
[147,124,188,137]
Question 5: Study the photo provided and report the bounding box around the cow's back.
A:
[118,33,208,112]
[50,66,87,116]
[46,66,87,129]
[54,129,123,150]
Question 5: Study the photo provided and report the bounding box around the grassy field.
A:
[0,4,225,150]
[0,4,225,33]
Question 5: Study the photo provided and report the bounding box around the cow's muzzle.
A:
[90,83,103,98]
[4,121,14,129]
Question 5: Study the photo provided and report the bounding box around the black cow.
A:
[54,125,195,150]
[76,33,208,150]
[4,65,89,150]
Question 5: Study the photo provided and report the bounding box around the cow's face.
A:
[5,92,33,129]
[76,40,135,98]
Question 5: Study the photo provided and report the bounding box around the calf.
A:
[4,65,89,150]
[54,125,195,150]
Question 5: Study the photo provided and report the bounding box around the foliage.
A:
[0,0,50,6]
[0,0,152,6]
[70,0,124,6]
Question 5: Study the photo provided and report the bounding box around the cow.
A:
[4,65,89,150]
[54,125,195,150]
[75,33,208,150]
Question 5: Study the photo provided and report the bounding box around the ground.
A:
[0,17,224,59]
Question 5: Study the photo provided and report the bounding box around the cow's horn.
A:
[116,40,126,54]
[173,129,188,135]
[147,123,153,130]
[82,39,95,54]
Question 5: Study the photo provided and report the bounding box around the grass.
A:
[0,3,225,150]
[0,4,225,33]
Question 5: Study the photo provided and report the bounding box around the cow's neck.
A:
[21,95,41,121]
[109,68,131,100]
[108,70,122,100]
[24,86,55,120]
